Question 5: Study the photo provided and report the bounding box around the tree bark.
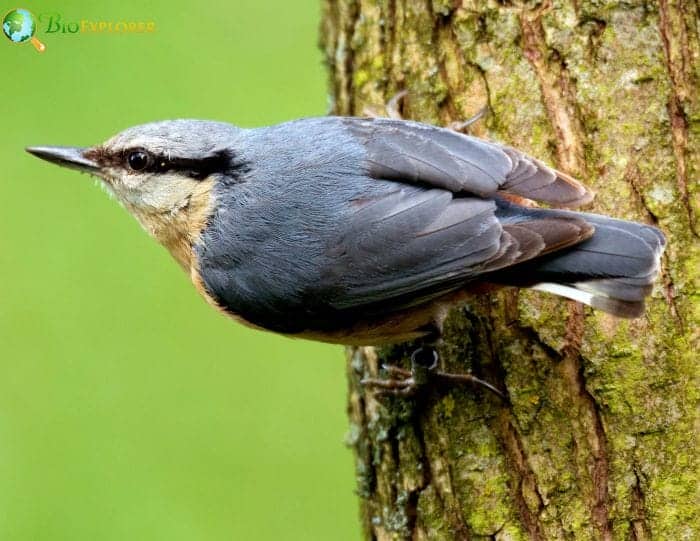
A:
[321,1,698,539]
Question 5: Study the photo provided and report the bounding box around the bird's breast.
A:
[130,178,217,272]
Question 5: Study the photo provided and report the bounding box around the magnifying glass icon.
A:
[3,8,46,52]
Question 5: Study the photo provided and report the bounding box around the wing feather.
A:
[344,117,594,207]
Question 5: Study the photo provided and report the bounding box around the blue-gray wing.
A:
[343,117,594,207]
[320,185,592,313]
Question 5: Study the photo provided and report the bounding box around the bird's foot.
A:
[363,90,488,134]
[361,346,504,399]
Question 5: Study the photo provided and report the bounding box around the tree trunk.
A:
[320,1,698,539]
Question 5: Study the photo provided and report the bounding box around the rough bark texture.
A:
[321,1,699,539]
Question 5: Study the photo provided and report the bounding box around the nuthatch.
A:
[27,117,665,356]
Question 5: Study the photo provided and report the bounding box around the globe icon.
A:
[2,8,46,52]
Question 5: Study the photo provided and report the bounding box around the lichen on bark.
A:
[321,1,699,539]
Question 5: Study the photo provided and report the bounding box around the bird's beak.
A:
[25,146,100,174]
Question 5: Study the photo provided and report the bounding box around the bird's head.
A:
[27,119,245,269]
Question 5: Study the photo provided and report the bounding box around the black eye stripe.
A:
[124,149,243,180]
[84,147,250,182]
[154,155,224,179]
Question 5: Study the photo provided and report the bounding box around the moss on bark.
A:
[321,1,699,539]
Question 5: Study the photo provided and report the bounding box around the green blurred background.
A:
[0,1,360,539]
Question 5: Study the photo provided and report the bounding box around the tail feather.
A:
[531,283,647,318]
[495,207,666,318]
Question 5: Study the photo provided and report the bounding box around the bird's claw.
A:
[385,89,408,120]
[361,346,505,399]
[362,89,408,119]
[448,105,489,133]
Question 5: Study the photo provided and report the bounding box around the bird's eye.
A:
[127,150,151,171]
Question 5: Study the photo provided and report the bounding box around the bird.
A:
[26,116,665,390]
